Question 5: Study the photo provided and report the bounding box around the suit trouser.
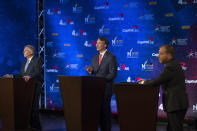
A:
[100,83,113,131]
[167,109,187,131]
[30,83,41,129]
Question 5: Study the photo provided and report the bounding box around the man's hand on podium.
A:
[23,75,31,82]
[3,74,13,78]
[85,66,93,74]
[137,79,146,84]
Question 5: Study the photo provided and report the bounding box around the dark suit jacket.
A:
[144,59,189,112]
[91,50,118,83]
[15,56,43,84]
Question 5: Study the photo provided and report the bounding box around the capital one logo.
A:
[108,13,124,21]
[73,4,83,13]
[122,25,139,33]
[94,2,109,10]
[137,37,154,45]
[141,60,153,71]
[46,66,58,73]
[190,0,197,3]
[178,0,187,5]
[99,25,110,35]
[112,36,123,46]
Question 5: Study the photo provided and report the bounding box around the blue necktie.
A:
[24,60,30,72]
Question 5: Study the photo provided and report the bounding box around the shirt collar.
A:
[100,49,107,56]
[27,56,33,62]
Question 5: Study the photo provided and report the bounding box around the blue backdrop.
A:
[45,0,197,118]
[0,0,36,75]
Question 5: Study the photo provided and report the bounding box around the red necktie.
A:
[98,54,102,65]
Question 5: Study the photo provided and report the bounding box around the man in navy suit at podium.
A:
[4,45,43,130]
[86,36,118,131]
[138,44,189,131]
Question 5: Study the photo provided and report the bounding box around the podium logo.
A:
[178,0,187,5]
[155,25,170,32]
[85,14,96,24]
[137,37,154,45]
[127,48,139,58]
[72,4,83,13]
[117,64,130,71]
[99,25,110,35]
[72,30,87,37]
[46,66,58,73]
[122,25,139,33]
[139,14,154,20]
[108,13,124,21]
[193,104,197,112]
[94,2,109,10]
[47,8,61,15]
[124,2,139,8]
[141,60,154,71]
[112,36,124,46]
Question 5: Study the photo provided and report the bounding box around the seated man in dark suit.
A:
[138,44,189,131]
[4,45,43,130]
[86,36,118,131]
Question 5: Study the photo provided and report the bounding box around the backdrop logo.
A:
[190,0,197,3]
[171,37,188,46]
[180,62,187,70]
[49,83,59,92]
[152,53,159,57]
[155,25,170,32]
[99,25,110,35]
[178,0,187,5]
[59,19,74,25]
[72,30,87,36]
[181,25,191,30]
[185,80,197,84]
[84,41,92,47]
[187,50,197,58]
[53,51,65,58]
[122,25,139,33]
[76,54,84,58]
[52,33,58,36]
[72,4,83,13]
[139,14,154,20]
[85,15,96,24]
[47,8,61,15]
[193,104,197,112]
[127,76,136,82]
[165,13,174,17]
[127,48,139,58]
[149,1,158,5]
[46,66,58,73]
[117,64,130,71]
[94,2,109,10]
[124,2,139,8]
[137,37,154,45]
[65,64,78,70]
[108,13,124,21]
[141,60,154,71]
[112,36,124,46]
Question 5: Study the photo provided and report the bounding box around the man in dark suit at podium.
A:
[86,36,118,131]
[138,44,189,131]
[4,45,43,130]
